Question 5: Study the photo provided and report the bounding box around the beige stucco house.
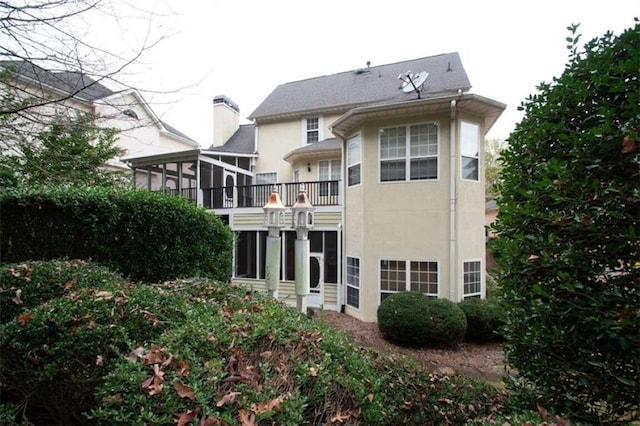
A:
[0,60,200,175]
[125,52,505,322]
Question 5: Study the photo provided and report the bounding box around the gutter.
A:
[449,99,458,302]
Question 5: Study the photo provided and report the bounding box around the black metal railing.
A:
[202,180,340,209]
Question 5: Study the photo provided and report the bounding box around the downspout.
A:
[449,100,458,302]
[331,126,347,313]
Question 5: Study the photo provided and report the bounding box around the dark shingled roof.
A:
[1,60,198,144]
[207,124,255,154]
[249,52,471,120]
[0,60,115,101]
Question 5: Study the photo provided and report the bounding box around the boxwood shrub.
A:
[459,298,504,342]
[377,292,467,347]
[0,186,233,282]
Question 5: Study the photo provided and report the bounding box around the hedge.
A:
[0,186,233,282]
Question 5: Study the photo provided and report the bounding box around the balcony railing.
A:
[152,181,340,209]
[202,180,340,209]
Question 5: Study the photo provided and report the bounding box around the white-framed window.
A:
[380,123,438,182]
[305,117,319,144]
[460,121,480,181]
[463,260,482,298]
[380,259,438,302]
[346,134,361,187]
[255,172,277,205]
[319,159,341,196]
[346,256,360,309]
[255,172,277,185]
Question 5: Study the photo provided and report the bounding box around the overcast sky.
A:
[96,0,638,147]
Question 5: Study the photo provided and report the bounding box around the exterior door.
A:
[308,254,323,307]
[223,170,236,207]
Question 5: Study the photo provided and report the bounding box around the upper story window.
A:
[346,135,361,187]
[380,123,438,182]
[306,117,319,144]
[319,160,341,196]
[460,121,480,181]
[256,172,277,185]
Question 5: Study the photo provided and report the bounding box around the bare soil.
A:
[312,310,506,384]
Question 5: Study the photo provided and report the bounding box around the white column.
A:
[265,227,281,298]
[295,229,310,312]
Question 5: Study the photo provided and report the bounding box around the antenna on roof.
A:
[397,71,429,99]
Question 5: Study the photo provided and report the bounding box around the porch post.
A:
[291,185,315,313]
[263,187,286,298]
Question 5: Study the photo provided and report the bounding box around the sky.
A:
[89,0,638,147]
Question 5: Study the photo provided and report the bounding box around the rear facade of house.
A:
[126,52,505,322]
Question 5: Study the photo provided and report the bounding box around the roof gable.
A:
[248,52,470,120]
[0,60,115,101]
[207,124,255,155]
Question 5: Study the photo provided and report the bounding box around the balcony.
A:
[157,180,341,209]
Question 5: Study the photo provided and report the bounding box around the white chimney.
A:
[212,95,240,146]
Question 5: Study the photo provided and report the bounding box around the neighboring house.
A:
[485,199,498,241]
[124,52,505,322]
[0,60,200,174]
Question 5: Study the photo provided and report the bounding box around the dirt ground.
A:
[312,309,506,384]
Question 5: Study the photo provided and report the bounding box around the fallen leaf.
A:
[144,345,166,366]
[309,367,318,377]
[175,408,200,426]
[96,355,103,366]
[64,279,75,290]
[174,359,190,376]
[537,403,548,421]
[199,416,225,426]
[237,409,255,426]
[127,346,144,363]
[329,412,350,423]
[17,312,32,325]
[142,364,165,396]
[251,394,286,414]
[12,289,22,305]
[622,135,638,153]
[94,290,113,300]
[367,393,374,403]
[216,391,241,407]
[174,381,196,400]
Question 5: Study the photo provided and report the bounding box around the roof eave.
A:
[330,93,506,138]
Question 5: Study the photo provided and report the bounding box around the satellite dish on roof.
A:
[399,71,429,94]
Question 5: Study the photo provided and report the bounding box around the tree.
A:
[0,112,127,187]
[484,138,504,201]
[492,22,639,422]
[0,1,169,148]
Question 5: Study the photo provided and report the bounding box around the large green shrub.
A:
[377,292,467,347]
[459,298,504,342]
[422,298,468,346]
[0,260,122,324]
[0,186,233,282]
[492,23,639,422]
[377,291,432,346]
[0,261,504,425]
[0,265,187,424]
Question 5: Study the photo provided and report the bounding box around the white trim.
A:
[345,255,361,310]
[346,133,362,187]
[462,259,483,298]
[302,116,323,145]
[460,121,480,182]
[378,121,440,184]
[378,258,440,304]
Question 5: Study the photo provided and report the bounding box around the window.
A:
[256,172,277,185]
[409,261,438,296]
[346,135,361,186]
[461,121,480,181]
[380,259,438,302]
[380,123,438,182]
[306,117,319,143]
[463,260,482,298]
[254,172,277,205]
[319,160,341,196]
[346,257,360,309]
